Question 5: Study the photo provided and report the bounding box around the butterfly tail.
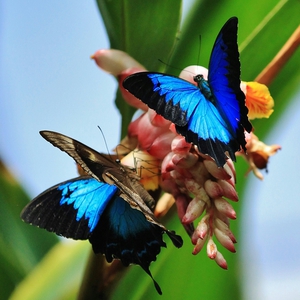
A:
[166,230,184,248]
[138,259,162,295]
[142,231,182,294]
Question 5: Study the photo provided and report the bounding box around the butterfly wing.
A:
[123,17,252,167]
[40,130,156,210]
[207,17,252,155]
[123,72,201,127]
[90,193,181,295]
[39,131,125,183]
[21,177,118,239]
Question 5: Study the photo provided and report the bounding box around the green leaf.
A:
[96,0,182,136]
[0,160,57,300]
[240,0,300,138]
[9,241,90,300]
[239,0,298,78]
[169,0,295,74]
[96,0,182,71]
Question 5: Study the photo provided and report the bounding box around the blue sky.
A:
[0,1,120,195]
[1,1,300,299]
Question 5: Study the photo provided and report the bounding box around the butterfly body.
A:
[123,17,252,167]
[21,131,183,294]
[193,75,214,103]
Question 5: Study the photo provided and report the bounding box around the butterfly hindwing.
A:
[123,17,252,167]
[90,194,170,294]
[21,177,117,239]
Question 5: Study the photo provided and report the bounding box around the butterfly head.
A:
[193,74,204,82]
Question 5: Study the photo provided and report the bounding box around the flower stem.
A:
[255,25,300,85]
[77,250,126,300]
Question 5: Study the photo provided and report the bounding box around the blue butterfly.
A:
[21,131,183,295]
[123,17,252,167]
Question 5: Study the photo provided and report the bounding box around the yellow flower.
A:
[242,81,274,120]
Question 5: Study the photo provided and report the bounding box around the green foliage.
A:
[96,0,182,137]
[4,0,300,299]
[9,241,90,300]
[0,161,57,300]
[96,0,181,72]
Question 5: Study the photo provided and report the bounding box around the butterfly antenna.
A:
[197,35,202,66]
[97,126,114,159]
[157,59,183,74]
[157,33,181,73]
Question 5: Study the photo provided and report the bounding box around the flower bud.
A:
[214,228,236,253]
[207,238,217,259]
[215,251,228,269]
[182,197,206,223]
[192,235,207,255]
[217,180,239,202]
[214,198,236,219]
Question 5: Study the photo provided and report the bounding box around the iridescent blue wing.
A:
[207,17,252,158]
[90,194,176,294]
[123,17,252,167]
[21,176,181,294]
[21,177,117,239]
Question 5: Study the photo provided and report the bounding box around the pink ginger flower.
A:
[159,134,238,269]
[92,49,280,267]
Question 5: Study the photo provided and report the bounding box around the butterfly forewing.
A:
[208,17,252,149]
[40,131,122,181]
[21,177,117,239]
[40,130,156,210]
[89,193,182,295]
